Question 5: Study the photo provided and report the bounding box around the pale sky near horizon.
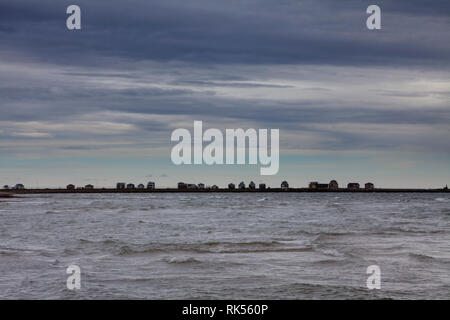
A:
[0,0,449,188]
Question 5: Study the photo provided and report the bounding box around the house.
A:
[116,182,125,190]
[187,184,198,189]
[178,182,187,190]
[309,182,328,189]
[147,182,155,189]
[365,183,374,190]
[126,183,135,189]
[137,184,145,189]
[249,181,256,190]
[211,185,219,190]
[228,183,235,190]
[281,181,289,190]
[329,180,339,190]
[66,184,75,190]
[347,183,360,190]
[198,183,205,189]
[309,182,318,189]
[238,182,246,190]
[12,184,25,190]
[84,184,94,190]
[259,183,266,190]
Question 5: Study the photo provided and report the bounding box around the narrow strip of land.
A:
[1,188,449,194]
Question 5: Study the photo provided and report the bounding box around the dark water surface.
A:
[0,193,449,299]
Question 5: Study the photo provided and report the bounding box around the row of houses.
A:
[67,182,157,190]
[178,182,218,190]
[67,184,94,190]
[176,180,375,190]
[4,183,97,190]
[2,184,25,190]
[309,180,374,190]
[177,181,290,190]
[66,180,374,190]
[116,182,155,190]
[3,181,375,190]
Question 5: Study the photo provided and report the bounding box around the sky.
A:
[0,0,449,188]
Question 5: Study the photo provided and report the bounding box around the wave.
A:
[312,232,354,242]
[313,258,345,265]
[376,226,445,234]
[0,250,17,256]
[114,240,314,256]
[318,249,344,257]
[408,252,437,261]
[264,282,392,300]
[45,210,61,214]
[162,256,202,264]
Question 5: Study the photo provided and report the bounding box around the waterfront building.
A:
[3,185,9,190]
[187,184,198,189]
[309,182,318,189]
[228,183,236,190]
[211,185,219,190]
[309,182,328,189]
[126,183,135,189]
[347,183,360,190]
[84,184,94,190]
[137,184,145,189]
[116,182,125,190]
[66,184,75,190]
[12,184,25,190]
[281,181,289,190]
[365,183,374,190]
[238,182,246,190]
[147,182,155,189]
[198,183,205,189]
[259,183,266,190]
[249,181,256,190]
[329,180,339,189]
[178,182,187,190]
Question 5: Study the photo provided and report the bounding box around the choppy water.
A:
[0,193,449,299]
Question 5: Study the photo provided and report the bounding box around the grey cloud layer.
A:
[0,0,449,160]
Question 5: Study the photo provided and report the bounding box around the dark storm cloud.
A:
[0,0,449,67]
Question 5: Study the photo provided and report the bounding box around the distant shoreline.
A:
[2,188,449,194]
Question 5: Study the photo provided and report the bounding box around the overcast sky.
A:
[0,0,449,188]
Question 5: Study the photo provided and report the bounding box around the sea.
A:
[0,193,449,299]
